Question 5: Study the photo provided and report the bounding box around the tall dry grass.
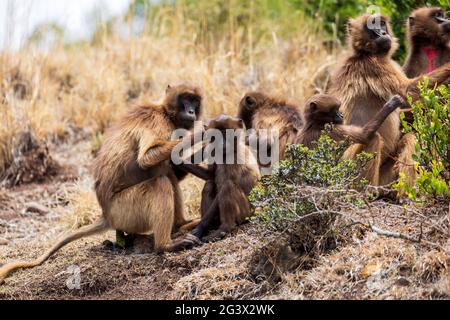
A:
[0,1,340,174]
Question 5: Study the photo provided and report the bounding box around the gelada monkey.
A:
[404,7,450,78]
[296,94,406,185]
[179,115,260,243]
[0,84,203,284]
[237,91,303,162]
[328,14,450,185]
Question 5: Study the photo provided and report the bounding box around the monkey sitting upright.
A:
[0,84,204,284]
[297,94,406,147]
[296,94,406,185]
[328,13,450,186]
[179,115,261,243]
[237,91,303,162]
[404,7,450,78]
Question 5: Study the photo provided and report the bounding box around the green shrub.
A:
[250,129,372,230]
[397,81,450,199]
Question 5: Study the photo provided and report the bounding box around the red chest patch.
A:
[422,47,438,73]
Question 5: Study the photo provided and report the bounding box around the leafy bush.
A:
[249,131,373,268]
[398,81,450,199]
[250,130,372,230]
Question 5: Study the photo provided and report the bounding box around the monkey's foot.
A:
[202,230,227,243]
[102,231,135,251]
[102,240,125,252]
[168,234,203,252]
[172,219,201,238]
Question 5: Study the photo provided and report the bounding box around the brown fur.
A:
[179,115,260,243]
[328,14,450,185]
[237,91,303,161]
[296,94,405,185]
[0,84,203,284]
[404,7,450,78]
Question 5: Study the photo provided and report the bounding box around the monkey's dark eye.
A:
[190,98,200,108]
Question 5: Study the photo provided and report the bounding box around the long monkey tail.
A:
[0,218,109,284]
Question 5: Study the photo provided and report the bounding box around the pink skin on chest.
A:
[422,47,438,73]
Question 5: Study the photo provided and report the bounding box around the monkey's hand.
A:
[385,95,406,112]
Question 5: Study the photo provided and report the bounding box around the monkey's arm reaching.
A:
[334,95,404,144]
[113,159,170,195]
[406,62,450,100]
[177,163,214,181]
[138,134,181,168]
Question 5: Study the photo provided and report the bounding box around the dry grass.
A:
[1,2,447,301]
[0,14,336,172]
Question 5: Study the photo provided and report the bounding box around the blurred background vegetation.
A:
[1,0,449,173]
[122,0,449,61]
[26,0,449,60]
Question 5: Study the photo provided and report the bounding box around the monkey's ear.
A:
[309,102,318,112]
[408,16,415,27]
[166,85,172,94]
[245,96,257,109]
[238,119,245,129]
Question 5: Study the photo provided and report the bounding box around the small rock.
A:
[23,202,49,215]
[0,238,9,246]
[395,277,410,287]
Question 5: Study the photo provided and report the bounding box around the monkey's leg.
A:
[191,198,220,240]
[278,134,288,160]
[152,177,200,252]
[153,185,177,252]
[103,230,135,251]
[168,172,189,231]
[395,132,417,186]
[189,180,220,240]
[361,133,384,186]
[342,134,384,186]
[203,182,239,243]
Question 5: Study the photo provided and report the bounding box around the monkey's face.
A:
[408,8,450,45]
[369,18,392,54]
[349,15,397,56]
[176,93,202,129]
[305,95,343,125]
[165,84,203,130]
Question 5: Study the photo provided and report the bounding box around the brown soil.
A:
[0,137,448,300]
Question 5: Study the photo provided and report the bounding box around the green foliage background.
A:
[292,0,448,59]
[127,0,449,61]
[397,83,450,199]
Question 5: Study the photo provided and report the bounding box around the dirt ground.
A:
[0,138,449,300]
